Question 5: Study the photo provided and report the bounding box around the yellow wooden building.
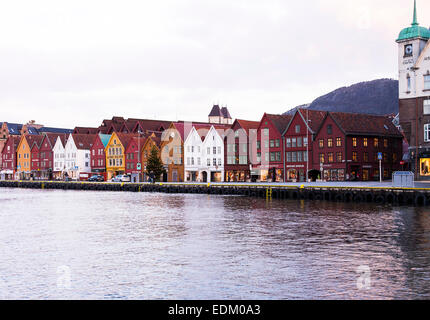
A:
[105,132,138,180]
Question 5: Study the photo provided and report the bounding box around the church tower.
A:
[397,0,430,180]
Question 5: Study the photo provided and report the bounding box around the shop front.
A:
[252,165,283,182]
[225,170,248,182]
[285,165,305,182]
[0,170,14,181]
[323,168,345,181]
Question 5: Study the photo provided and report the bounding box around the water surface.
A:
[0,188,429,299]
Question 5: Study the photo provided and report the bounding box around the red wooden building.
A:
[313,112,404,181]
[125,135,146,182]
[90,134,111,180]
[0,136,21,180]
[253,113,292,182]
[29,136,44,179]
[282,109,326,182]
[224,119,259,182]
[38,133,66,180]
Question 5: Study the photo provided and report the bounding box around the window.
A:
[425,75,430,90]
[239,155,247,164]
[383,153,388,163]
[270,140,274,148]
[265,153,269,162]
[336,137,342,147]
[275,139,280,148]
[286,138,291,148]
[241,144,247,153]
[384,139,388,148]
[297,137,302,148]
[207,147,210,155]
[407,74,411,92]
[319,153,325,164]
[218,158,222,166]
[327,138,333,148]
[297,151,302,162]
[263,128,269,136]
[327,125,332,135]
[319,139,324,148]
[213,158,217,166]
[374,138,379,147]
[352,152,358,162]
[213,147,217,155]
[303,151,308,162]
[337,152,342,163]
[352,138,357,147]
[286,152,292,162]
[304,137,308,147]
[257,153,261,162]
[218,147,221,154]
[363,138,368,147]
[327,152,333,163]
[424,100,430,115]
[393,153,397,162]
[264,140,269,148]
[270,152,275,161]
[292,138,296,148]
[191,157,194,165]
[295,125,300,133]
[292,152,297,162]
[363,152,369,162]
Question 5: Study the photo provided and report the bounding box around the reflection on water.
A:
[0,188,429,300]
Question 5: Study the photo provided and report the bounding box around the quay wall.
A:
[0,180,429,206]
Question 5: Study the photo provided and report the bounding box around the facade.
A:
[141,133,163,181]
[90,134,111,180]
[253,113,293,182]
[0,136,20,180]
[160,122,185,182]
[314,112,404,181]
[30,139,41,179]
[53,135,68,180]
[397,1,430,179]
[64,134,95,180]
[125,135,146,182]
[16,135,44,180]
[282,109,327,182]
[224,119,259,182]
[184,125,227,182]
[105,132,137,180]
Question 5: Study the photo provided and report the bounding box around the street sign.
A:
[137,163,141,170]
[378,152,383,161]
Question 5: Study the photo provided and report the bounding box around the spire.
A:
[412,0,418,26]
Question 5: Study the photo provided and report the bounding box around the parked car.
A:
[88,175,105,182]
[111,175,131,182]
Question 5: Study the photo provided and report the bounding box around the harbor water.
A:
[0,188,429,299]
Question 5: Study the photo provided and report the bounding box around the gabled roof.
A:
[284,109,328,135]
[127,136,147,153]
[235,119,260,135]
[114,133,139,150]
[327,112,403,137]
[28,135,44,151]
[71,134,97,150]
[73,127,99,134]
[99,134,112,148]
[131,119,172,133]
[265,114,293,135]
[44,133,69,149]
[2,136,21,152]
[144,132,163,148]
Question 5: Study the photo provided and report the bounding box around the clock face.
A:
[405,44,413,56]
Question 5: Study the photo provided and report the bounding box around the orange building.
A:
[16,135,44,180]
[141,132,163,181]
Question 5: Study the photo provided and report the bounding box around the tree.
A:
[146,145,165,182]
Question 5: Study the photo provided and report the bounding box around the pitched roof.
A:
[99,134,112,148]
[73,127,99,134]
[115,133,139,150]
[72,134,97,150]
[26,135,44,150]
[266,114,293,135]
[145,132,163,147]
[236,119,260,134]
[297,109,327,133]
[4,123,23,135]
[5,136,21,151]
[221,107,232,119]
[208,105,222,117]
[44,133,69,148]
[128,136,147,152]
[37,127,73,134]
[329,112,403,137]
[132,119,172,133]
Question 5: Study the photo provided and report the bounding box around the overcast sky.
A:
[0,0,428,128]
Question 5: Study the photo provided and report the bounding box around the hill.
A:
[284,79,399,116]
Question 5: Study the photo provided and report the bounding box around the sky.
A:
[0,0,428,129]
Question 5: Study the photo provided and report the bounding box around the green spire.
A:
[412,0,418,26]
